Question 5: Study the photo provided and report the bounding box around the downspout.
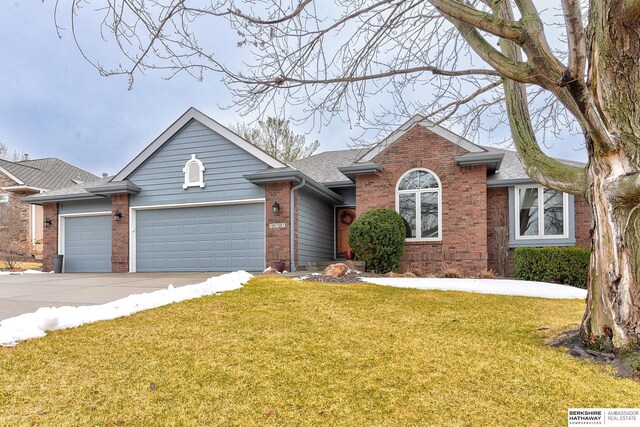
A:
[290,178,306,272]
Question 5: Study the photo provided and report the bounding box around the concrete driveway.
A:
[0,272,226,321]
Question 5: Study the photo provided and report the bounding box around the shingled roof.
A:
[0,157,98,191]
[483,146,585,186]
[287,145,583,187]
[288,148,367,184]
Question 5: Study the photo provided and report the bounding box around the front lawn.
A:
[0,277,638,426]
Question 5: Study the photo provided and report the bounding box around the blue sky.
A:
[0,2,586,176]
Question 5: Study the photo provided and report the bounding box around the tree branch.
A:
[428,0,523,41]
[260,66,500,87]
[492,0,587,196]
[502,79,588,196]
[561,0,587,84]
[447,18,534,84]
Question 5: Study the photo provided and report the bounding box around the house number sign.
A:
[269,223,286,229]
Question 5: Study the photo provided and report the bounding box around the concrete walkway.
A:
[0,272,226,321]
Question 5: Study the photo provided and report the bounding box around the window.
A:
[0,194,8,227]
[183,154,205,189]
[396,169,441,241]
[515,185,568,239]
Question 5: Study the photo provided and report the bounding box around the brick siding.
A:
[111,194,129,272]
[574,195,592,248]
[265,182,292,270]
[356,125,488,276]
[42,202,59,271]
[0,173,30,241]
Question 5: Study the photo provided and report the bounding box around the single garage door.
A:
[64,215,112,272]
[135,203,264,272]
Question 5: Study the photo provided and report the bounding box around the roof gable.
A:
[357,115,486,163]
[0,163,24,185]
[113,107,287,181]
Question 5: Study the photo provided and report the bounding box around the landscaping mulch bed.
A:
[299,271,380,284]
[549,330,640,380]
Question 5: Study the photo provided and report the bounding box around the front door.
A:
[336,207,356,258]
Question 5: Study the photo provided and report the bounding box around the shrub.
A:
[348,208,406,273]
[440,266,462,278]
[476,268,496,279]
[514,247,590,288]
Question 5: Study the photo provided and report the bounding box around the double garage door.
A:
[135,203,265,272]
[63,203,265,272]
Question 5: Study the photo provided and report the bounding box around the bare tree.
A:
[492,209,510,278]
[0,142,21,162]
[56,0,640,351]
[231,117,320,162]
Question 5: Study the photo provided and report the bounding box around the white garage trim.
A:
[58,211,111,273]
[129,198,266,272]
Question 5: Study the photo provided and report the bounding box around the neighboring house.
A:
[24,108,591,274]
[0,156,99,257]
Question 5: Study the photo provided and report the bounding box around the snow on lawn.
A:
[362,277,587,299]
[0,269,53,276]
[0,271,253,347]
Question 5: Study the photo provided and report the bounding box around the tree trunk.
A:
[579,0,640,351]
[581,165,640,351]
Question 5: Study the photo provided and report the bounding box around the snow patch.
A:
[0,269,53,276]
[362,277,587,299]
[0,271,253,347]
[294,273,322,280]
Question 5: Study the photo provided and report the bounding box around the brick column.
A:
[111,194,130,273]
[265,182,292,270]
[42,202,58,271]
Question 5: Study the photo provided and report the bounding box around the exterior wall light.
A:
[272,201,280,214]
[43,218,52,228]
[114,210,123,221]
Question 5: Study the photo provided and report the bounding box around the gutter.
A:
[337,163,382,181]
[290,178,306,273]
[454,152,504,173]
[22,192,107,205]
[244,170,343,204]
[486,177,536,187]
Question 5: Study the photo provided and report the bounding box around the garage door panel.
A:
[136,203,264,272]
[64,215,112,273]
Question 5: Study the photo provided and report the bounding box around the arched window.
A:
[183,154,205,189]
[396,168,442,241]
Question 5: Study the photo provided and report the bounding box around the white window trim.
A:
[395,168,443,242]
[514,185,569,240]
[183,154,205,189]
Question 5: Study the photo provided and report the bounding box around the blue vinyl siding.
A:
[59,199,112,214]
[297,188,334,265]
[129,119,267,207]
